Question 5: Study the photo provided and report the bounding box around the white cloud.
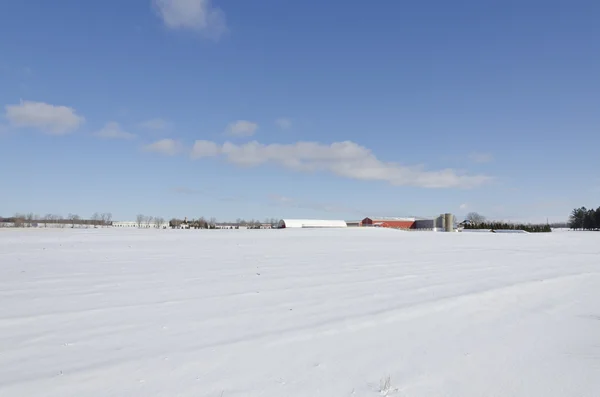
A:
[142,138,184,155]
[224,120,259,137]
[191,140,221,158]
[138,118,172,131]
[94,122,136,140]
[468,152,494,163]
[152,0,227,39]
[4,100,84,135]
[190,140,492,188]
[460,203,468,210]
[275,118,292,130]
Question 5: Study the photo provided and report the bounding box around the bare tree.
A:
[465,212,486,224]
[68,213,80,228]
[92,212,100,228]
[136,214,145,228]
[13,213,25,228]
[25,213,34,227]
[145,215,154,228]
[154,216,164,229]
[43,214,52,228]
[56,214,65,228]
[209,217,217,227]
[105,213,112,227]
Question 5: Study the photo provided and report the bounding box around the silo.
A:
[444,213,454,232]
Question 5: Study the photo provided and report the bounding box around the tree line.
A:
[166,217,280,229]
[463,212,552,232]
[463,222,552,233]
[135,214,167,229]
[1,213,282,229]
[0,213,113,228]
[568,207,600,231]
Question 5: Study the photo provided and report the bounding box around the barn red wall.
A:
[360,218,415,229]
[379,220,415,229]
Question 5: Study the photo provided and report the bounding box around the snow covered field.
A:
[1,228,599,397]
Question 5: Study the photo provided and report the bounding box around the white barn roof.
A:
[278,219,348,228]
[366,217,416,221]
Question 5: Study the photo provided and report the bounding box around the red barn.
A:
[361,217,416,229]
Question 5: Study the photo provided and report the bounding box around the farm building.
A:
[361,217,416,229]
[278,219,348,229]
[112,221,170,229]
[360,214,455,231]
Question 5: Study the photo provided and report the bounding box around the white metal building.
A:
[278,219,348,229]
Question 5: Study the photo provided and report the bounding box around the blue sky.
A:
[1,0,599,223]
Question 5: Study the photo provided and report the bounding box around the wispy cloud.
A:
[275,118,292,130]
[224,120,259,137]
[468,152,494,164]
[152,0,227,39]
[142,138,184,155]
[4,100,84,135]
[459,203,468,210]
[94,122,136,140]
[189,140,492,188]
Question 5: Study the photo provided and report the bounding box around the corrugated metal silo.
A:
[444,213,454,232]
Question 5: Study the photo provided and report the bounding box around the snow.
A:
[1,228,599,397]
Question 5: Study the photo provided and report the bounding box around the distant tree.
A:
[25,213,34,227]
[465,212,485,224]
[43,214,53,228]
[13,213,25,227]
[105,213,112,227]
[145,215,153,228]
[91,212,100,227]
[154,216,164,229]
[568,207,587,230]
[136,214,145,228]
[463,220,551,233]
[68,213,80,228]
[56,214,65,228]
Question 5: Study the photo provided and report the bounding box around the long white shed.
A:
[278,219,348,229]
